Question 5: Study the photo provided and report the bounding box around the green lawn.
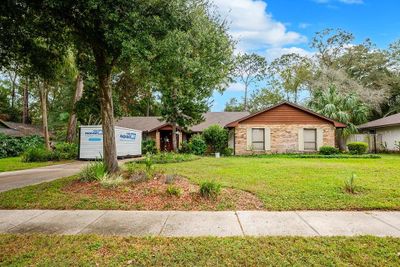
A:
[157,154,400,210]
[0,157,70,172]
[0,235,399,266]
[1,155,399,210]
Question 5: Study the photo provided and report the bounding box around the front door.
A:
[160,130,179,152]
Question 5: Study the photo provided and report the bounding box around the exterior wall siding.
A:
[235,123,336,155]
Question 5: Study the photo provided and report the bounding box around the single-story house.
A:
[0,120,43,137]
[357,112,400,151]
[116,101,346,155]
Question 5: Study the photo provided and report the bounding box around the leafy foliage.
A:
[21,147,54,162]
[0,134,44,158]
[319,146,339,155]
[79,161,107,182]
[166,185,183,197]
[179,134,207,155]
[344,173,358,194]
[137,152,198,164]
[142,139,157,155]
[347,142,368,155]
[202,125,228,153]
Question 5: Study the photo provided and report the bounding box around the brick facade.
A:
[234,123,336,155]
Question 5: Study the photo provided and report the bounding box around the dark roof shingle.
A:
[115,112,250,132]
[358,113,400,129]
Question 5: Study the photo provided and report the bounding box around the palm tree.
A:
[308,85,369,150]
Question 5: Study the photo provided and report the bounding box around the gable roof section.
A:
[358,113,400,129]
[115,117,166,132]
[190,112,249,132]
[226,101,346,128]
[115,112,250,133]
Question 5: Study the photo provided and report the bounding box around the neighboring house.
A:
[357,113,400,151]
[116,101,346,155]
[0,120,43,137]
[115,112,249,152]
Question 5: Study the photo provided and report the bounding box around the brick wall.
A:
[235,123,336,155]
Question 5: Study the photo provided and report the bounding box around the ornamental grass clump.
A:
[199,181,221,198]
[344,173,358,194]
[79,161,107,182]
[166,185,183,197]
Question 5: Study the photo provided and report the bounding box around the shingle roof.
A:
[358,113,400,129]
[115,117,166,132]
[190,112,249,132]
[0,120,43,137]
[115,112,249,133]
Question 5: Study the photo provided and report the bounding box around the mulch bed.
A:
[63,174,264,211]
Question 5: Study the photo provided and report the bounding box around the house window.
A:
[252,128,265,150]
[304,129,317,151]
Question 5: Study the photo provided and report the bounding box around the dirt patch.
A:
[63,174,263,211]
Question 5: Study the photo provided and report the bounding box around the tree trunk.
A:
[338,129,346,151]
[146,90,151,117]
[244,84,248,111]
[22,79,29,124]
[172,122,177,152]
[40,81,50,150]
[8,72,17,110]
[66,74,84,143]
[94,51,118,173]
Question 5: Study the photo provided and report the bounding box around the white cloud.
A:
[299,23,311,29]
[213,0,307,52]
[314,0,364,4]
[226,83,246,92]
[339,0,363,4]
[265,47,315,61]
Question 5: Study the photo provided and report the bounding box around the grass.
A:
[157,154,400,210]
[0,235,399,266]
[136,153,199,164]
[0,157,69,172]
[1,154,400,210]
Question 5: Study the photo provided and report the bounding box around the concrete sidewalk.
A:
[0,158,140,193]
[1,210,400,237]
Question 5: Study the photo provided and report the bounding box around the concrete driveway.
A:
[0,158,140,193]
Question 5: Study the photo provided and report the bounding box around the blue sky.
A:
[210,0,400,111]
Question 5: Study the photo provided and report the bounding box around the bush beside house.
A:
[202,125,228,155]
[0,134,44,158]
[347,142,368,155]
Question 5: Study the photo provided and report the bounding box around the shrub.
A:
[79,161,107,182]
[202,125,228,153]
[99,173,125,188]
[54,142,78,159]
[222,147,234,156]
[319,146,339,155]
[0,133,44,158]
[344,173,358,194]
[166,185,182,197]
[21,147,53,162]
[179,141,192,154]
[142,139,157,154]
[189,134,207,155]
[347,142,368,155]
[199,181,221,198]
[137,152,199,164]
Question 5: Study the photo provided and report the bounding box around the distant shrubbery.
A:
[0,134,44,158]
[142,139,157,154]
[319,146,339,155]
[347,142,368,155]
[21,142,78,162]
[202,125,228,154]
[137,152,199,164]
[179,134,207,155]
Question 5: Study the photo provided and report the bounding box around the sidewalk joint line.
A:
[158,214,170,236]
[76,211,107,234]
[6,210,49,232]
[367,212,400,233]
[235,211,245,236]
[295,211,321,236]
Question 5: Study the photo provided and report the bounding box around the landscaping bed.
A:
[1,235,399,266]
[63,173,263,210]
